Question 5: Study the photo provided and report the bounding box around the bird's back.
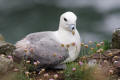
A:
[14,31,69,68]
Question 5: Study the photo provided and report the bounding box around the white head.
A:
[59,11,77,32]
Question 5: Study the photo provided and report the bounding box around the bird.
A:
[13,11,81,70]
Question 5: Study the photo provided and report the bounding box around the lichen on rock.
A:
[0,55,13,74]
[0,41,15,55]
[112,28,120,49]
[0,35,15,74]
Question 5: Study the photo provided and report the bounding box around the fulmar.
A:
[14,11,81,70]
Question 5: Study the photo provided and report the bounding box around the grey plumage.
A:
[14,32,69,69]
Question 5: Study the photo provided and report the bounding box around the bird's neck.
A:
[58,27,72,35]
[55,26,76,43]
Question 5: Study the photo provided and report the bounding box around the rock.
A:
[0,41,15,55]
[0,55,13,74]
[113,61,120,76]
[88,59,97,67]
[0,34,4,41]
[0,35,16,75]
[104,49,120,76]
[0,39,15,75]
[88,53,107,64]
[104,49,120,59]
[112,28,120,49]
[113,61,120,68]
[89,49,120,76]
[89,49,120,61]
[89,53,107,59]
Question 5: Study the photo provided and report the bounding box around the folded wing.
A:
[14,32,69,68]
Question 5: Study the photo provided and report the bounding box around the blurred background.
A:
[0,0,120,43]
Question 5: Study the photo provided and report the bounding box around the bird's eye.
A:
[64,18,67,22]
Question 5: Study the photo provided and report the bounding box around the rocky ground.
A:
[88,49,120,79]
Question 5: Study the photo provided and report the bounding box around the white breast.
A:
[54,30,81,63]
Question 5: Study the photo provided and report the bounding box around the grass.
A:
[80,40,111,57]
[64,62,96,80]
[64,62,110,80]
[4,40,112,80]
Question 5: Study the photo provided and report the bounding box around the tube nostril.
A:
[69,24,75,31]
[72,27,75,30]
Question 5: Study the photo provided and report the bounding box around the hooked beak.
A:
[69,24,75,35]
[69,24,75,31]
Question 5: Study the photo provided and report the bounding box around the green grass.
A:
[64,62,96,80]
[102,40,111,50]
[80,40,111,57]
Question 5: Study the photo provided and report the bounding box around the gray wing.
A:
[29,39,68,68]
[14,32,69,68]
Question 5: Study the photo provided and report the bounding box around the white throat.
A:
[56,27,75,43]
[54,27,81,62]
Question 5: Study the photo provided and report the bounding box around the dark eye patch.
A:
[64,18,67,22]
